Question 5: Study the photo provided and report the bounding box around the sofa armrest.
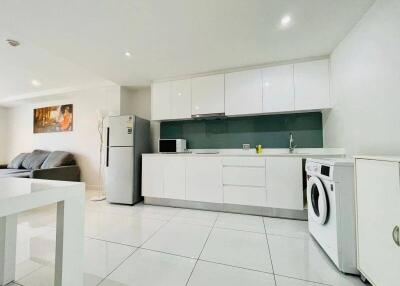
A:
[0,164,8,169]
[30,165,81,182]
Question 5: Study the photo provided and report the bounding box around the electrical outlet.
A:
[242,144,250,150]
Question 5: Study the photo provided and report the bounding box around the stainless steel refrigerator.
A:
[105,115,150,205]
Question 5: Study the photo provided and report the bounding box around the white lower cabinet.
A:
[186,157,223,203]
[266,157,303,210]
[142,156,186,200]
[224,186,267,207]
[222,157,266,207]
[142,156,165,198]
[223,167,265,187]
[355,158,400,286]
[164,156,186,200]
[143,155,304,211]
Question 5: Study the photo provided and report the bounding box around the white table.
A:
[0,178,85,286]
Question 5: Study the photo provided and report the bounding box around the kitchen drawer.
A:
[223,166,265,187]
[222,157,265,167]
[224,186,267,207]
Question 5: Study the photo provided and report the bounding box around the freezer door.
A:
[106,147,134,204]
[109,115,134,147]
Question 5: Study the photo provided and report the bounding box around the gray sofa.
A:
[0,150,81,182]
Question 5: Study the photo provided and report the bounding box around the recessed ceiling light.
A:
[125,51,132,57]
[31,79,42,87]
[280,15,292,28]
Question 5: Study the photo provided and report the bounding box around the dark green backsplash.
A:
[160,112,323,149]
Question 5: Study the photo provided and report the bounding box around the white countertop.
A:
[354,155,400,162]
[143,148,346,158]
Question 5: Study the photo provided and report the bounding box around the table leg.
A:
[0,214,17,286]
[54,194,85,286]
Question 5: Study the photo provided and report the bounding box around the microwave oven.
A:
[159,139,187,153]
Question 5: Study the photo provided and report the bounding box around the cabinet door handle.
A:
[393,225,400,247]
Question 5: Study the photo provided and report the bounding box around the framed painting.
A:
[33,104,73,133]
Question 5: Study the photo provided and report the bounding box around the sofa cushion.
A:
[0,168,31,178]
[7,153,29,169]
[41,151,75,169]
[22,150,50,170]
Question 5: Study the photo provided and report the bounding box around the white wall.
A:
[324,0,400,156]
[121,87,160,152]
[5,85,121,188]
[0,107,8,163]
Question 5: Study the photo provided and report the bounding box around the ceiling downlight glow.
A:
[31,79,42,87]
[125,51,132,58]
[280,15,292,29]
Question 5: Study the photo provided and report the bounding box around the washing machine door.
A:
[307,176,329,225]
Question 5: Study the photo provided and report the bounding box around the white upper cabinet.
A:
[151,82,171,121]
[225,69,263,115]
[191,74,225,115]
[170,79,191,119]
[151,79,191,120]
[262,64,295,113]
[151,59,331,120]
[294,59,330,111]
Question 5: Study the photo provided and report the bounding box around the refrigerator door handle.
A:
[106,147,109,167]
[106,127,110,167]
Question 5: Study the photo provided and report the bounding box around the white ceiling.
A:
[0,0,374,103]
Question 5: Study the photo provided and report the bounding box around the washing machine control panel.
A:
[321,165,331,176]
[305,161,332,179]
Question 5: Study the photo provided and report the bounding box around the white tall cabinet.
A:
[225,69,263,115]
[355,157,400,286]
[262,64,295,113]
[191,74,225,115]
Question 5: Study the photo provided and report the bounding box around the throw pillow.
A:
[7,153,29,169]
[22,150,50,170]
[41,151,75,169]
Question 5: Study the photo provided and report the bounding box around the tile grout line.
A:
[197,258,274,275]
[263,218,277,286]
[95,211,176,285]
[15,263,46,284]
[184,212,220,286]
[274,274,334,286]
[19,205,327,286]
[95,245,141,286]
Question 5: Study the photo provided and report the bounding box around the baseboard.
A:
[144,197,308,220]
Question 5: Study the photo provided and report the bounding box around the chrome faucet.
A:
[289,132,297,153]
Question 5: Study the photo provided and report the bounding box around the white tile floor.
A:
[10,192,366,286]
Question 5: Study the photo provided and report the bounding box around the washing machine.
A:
[306,158,358,275]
